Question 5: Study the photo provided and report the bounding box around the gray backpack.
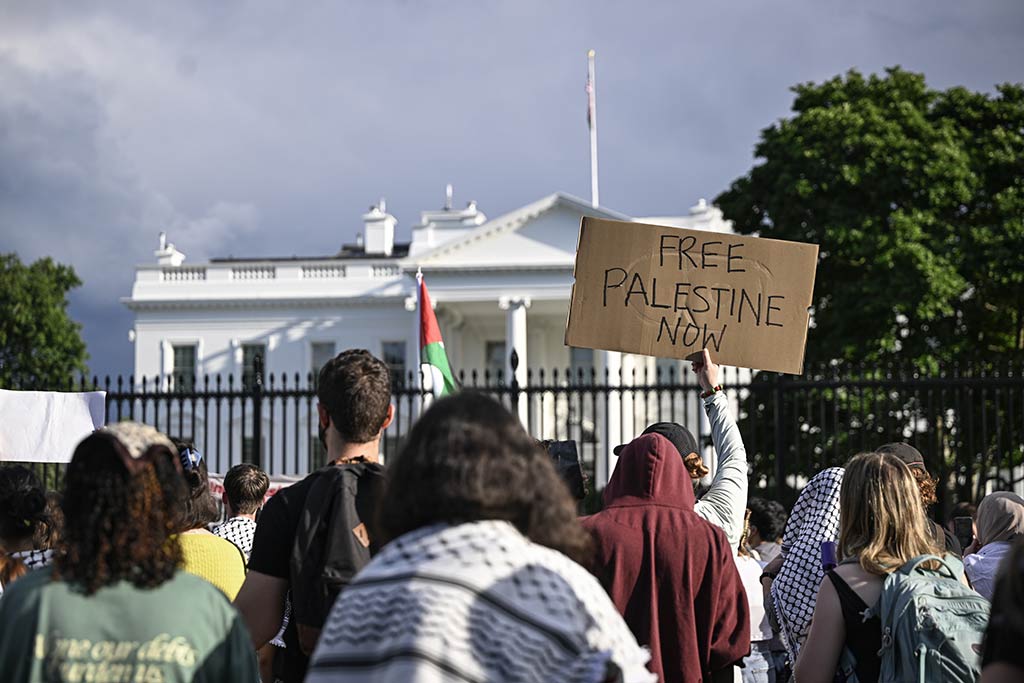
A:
[873,555,988,682]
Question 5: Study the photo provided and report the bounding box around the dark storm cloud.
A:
[1,0,1021,375]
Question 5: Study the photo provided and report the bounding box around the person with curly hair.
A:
[0,465,52,595]
[0,422,259,682]
[306,392,656,683]
[614,350,750,549]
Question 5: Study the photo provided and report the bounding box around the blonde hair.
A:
[839,452,940,575]
[738,508,753,558]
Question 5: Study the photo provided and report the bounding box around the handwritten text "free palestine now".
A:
[601,234,788,351]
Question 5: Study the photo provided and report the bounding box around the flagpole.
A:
[415,267,424,394]
[588,49,619,486]
[587,49,599,208]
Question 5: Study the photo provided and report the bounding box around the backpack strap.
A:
[897,554,958,581]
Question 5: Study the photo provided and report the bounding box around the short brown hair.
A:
[224,463,269,515]
[317,349,392,444]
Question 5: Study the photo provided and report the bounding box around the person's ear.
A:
[381,404,395,431]
[316,403,330,429]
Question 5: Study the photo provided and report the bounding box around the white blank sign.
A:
[0,390,106,463]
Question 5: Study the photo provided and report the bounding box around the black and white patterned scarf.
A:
[213,517,257,561]
[307,520,657,683]
[0,549,54,597]
[770,467,844,662]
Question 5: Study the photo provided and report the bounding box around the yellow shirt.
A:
[178,532,246,600]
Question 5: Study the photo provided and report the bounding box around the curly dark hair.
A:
[54,432,181,594]
[0,465,48,544]
[318,349,392,444]
[378,392,592,565]
[747,497,788,542]
[33,491,64,551]
[910,467,938,509]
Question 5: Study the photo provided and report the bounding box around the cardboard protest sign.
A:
[0,390,106,463]
[565,217,818,374]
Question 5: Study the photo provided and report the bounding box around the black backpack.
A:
[289,461,386,655]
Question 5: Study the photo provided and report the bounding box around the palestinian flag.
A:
[417,271,458,397]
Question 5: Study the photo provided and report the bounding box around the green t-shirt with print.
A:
[0,566,258,683]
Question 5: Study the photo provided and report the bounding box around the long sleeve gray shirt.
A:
[693,391,749,548]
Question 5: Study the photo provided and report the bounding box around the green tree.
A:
[716,69,1024,506]
[716,67,1024,367]
[0,254,88,388]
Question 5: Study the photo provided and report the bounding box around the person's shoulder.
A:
[832,561,882,588]
[164,571,243,624]
[0,564,54,602]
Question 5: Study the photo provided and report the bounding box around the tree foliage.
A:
[716,68,1024,367]
[0,254,88,388]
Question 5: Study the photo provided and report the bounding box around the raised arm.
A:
[691,349,749,548]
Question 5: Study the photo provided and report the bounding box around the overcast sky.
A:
[2,0,1022,377]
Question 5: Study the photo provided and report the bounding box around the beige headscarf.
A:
[977,491,1024,546]
[99,421,175,459]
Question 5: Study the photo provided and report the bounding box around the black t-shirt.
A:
[248,474,317,683]
[935,520,963,558]
[249,475,315,579]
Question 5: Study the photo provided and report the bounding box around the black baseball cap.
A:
[614,422,699,458]
[876,442,927,471]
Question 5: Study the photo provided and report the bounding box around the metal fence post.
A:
[252,354,264,470]
[773,372,785,498]
[509,349,522,425]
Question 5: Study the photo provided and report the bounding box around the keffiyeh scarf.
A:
[0,549,54,597]
[770,467,844,662]
[307,520,656,683]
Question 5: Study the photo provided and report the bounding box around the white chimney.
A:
[155,232,186,266]
[362,198,396,256]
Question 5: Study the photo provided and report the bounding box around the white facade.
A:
[124,192,737,477]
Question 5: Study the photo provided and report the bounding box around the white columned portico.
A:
[499,296,530,426]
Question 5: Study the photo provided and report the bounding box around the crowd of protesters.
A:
[0,348,1022,682]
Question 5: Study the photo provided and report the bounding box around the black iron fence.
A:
[9,359,1024,517]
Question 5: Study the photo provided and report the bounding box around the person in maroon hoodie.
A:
[581,431,750,683]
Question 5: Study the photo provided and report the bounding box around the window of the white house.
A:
[656,358,684,384]
[310,342,336,383]
[485,341,506,382]
[171,344,197,392]
[569,347,594,384]
[242,343,266,391]
[381,341,407,388]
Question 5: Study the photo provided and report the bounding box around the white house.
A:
[123,190,737,480]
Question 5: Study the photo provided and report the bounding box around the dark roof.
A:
[209,241,411,263]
